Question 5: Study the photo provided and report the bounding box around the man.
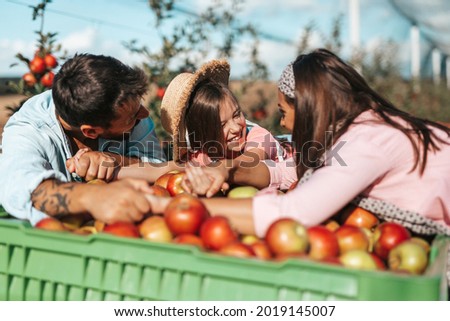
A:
[0,54,166,225]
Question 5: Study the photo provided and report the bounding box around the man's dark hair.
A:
[52,53,148,128]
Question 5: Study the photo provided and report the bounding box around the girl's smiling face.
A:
[219,96,247,153]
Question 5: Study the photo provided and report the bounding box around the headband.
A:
[277,62,295,99]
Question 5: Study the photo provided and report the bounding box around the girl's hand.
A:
[182,162,229,198]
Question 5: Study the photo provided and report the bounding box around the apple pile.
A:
[33,175,266,258]
[33,193,229,253]
[260,205,430,275]
[33,173,432,275]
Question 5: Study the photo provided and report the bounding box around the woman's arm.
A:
[146,193,255,235]
[202,198,255,235]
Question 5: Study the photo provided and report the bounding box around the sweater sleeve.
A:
[252,137,395,237]
[245,125,279,161]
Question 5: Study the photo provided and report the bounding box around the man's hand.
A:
[67,149,118,182]
[82,178,154,224]
[32,178,155,224]
[181,162,229,198]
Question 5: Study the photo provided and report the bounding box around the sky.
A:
[0,0,436,81]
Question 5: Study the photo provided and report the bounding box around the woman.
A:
[148,49,450,238]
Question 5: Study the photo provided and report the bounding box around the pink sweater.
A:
[188,124,282,165]
[253,111,450,236]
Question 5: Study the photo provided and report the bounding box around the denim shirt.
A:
[0,90,166,224]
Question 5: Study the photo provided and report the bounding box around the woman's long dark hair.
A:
[292,48,450,179]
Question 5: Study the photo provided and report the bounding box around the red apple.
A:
[373,222,411,259]
[149,185,170,197]
[200,216,238,251]
[103,222,140,238]
[40,71,55,88]
[29,56,46,74]
[157,87,166,99]
[164,194,209,235]
[154,170,180,189]
[339,249,378,270]
[219,242,255,258]
[173,234,205,249]
[249,240,272,260]
[370,253,386,270]
[265,218,309,256]
[139,216,173,242]
[35,217,68,232]
[341,205,379,230]
[307,226,340,260]
[388,240,428,275]
[166,172,186,196]
[335,225,369,254]
[22,72,37,87]
[44,53,58,68]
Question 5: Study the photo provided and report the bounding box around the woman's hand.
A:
[144,194,172,214]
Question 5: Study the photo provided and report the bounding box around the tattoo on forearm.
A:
[31,180,76,215]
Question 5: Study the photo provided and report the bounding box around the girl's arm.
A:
[228,149,272,188]
[116,160,185,183]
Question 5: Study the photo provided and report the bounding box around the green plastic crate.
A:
[0,217,448,301]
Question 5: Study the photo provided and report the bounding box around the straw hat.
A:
[160,59,230,161]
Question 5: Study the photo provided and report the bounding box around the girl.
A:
[148,48,450,239]
[159,59,286,189]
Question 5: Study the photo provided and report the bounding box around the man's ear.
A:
[80,125,104,139]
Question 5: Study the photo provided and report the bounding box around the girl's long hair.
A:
[185,80,240,159]
[292,48,450,179]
